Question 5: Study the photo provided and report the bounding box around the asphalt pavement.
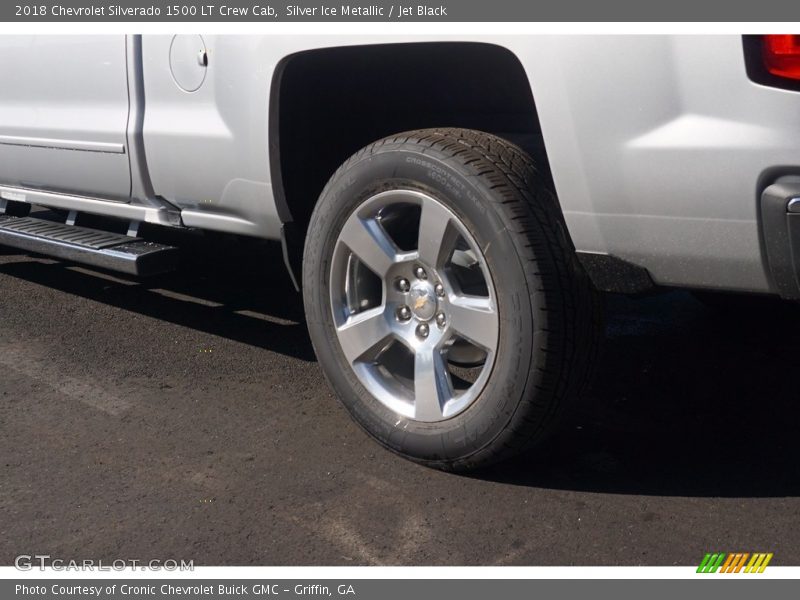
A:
[1,229,799,566]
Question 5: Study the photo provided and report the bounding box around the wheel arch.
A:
[268,42,555,284]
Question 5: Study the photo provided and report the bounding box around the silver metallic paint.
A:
[1,34,797,293]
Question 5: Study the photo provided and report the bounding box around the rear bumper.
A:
[761,181,800,299]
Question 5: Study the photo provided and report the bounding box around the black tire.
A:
[3,201,30,217]
[303,128,602,471]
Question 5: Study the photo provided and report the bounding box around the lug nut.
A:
[414,266,427,280]
[434,283,445,297]
[416,323,430,338]
[435,312,446,328]
[397,278,410,292]
[397,306,411,321]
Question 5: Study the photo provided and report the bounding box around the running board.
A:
[0,215,178,276]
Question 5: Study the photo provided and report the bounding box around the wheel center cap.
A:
[409,283,437,321]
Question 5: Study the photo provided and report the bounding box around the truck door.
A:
[0,35,131,200]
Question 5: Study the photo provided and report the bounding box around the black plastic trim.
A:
[280,222,301,292]
[760,182,800,299]
[577,252,656,295]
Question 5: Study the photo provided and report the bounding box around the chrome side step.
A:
[0,215,178,276]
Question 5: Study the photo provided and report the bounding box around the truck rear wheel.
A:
[303,128,602,471]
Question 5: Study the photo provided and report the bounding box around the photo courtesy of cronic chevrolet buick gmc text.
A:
[0,34,798,471]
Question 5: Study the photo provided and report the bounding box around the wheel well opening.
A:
[271,42,549,234]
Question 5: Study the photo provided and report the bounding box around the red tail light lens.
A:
[763,35,800,81]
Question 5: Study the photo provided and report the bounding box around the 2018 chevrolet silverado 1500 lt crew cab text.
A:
[1,34,798,470]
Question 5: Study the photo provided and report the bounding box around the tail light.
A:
[763,35,800,81]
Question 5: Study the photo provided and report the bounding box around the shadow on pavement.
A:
[487,292,800,498]
[0,229,315,362]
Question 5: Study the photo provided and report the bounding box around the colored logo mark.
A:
[697,552,773,573]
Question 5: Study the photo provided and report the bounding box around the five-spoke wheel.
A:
[330,190,498,422]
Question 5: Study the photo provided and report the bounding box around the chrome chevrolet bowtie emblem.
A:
[409,284,436,321]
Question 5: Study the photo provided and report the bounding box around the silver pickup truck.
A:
[1,34,798,471]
